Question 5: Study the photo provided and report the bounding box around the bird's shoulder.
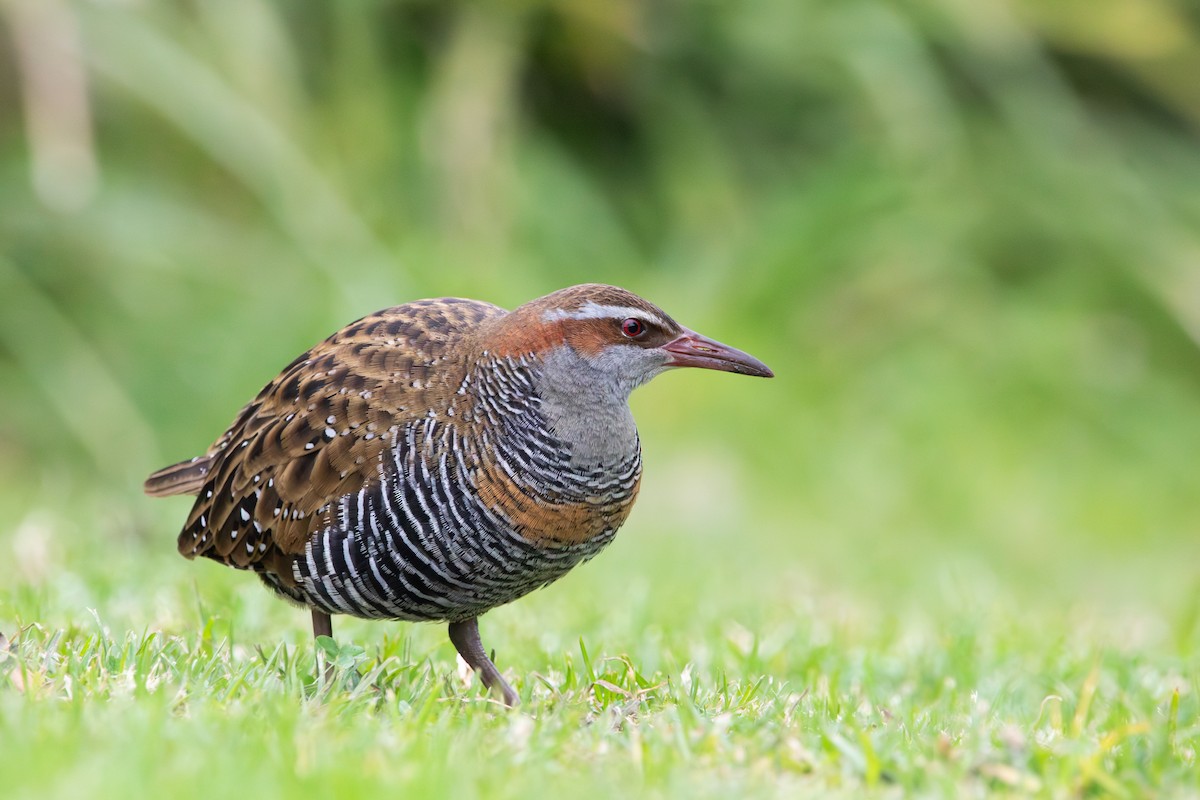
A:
[178,297,507,568]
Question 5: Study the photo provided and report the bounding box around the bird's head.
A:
[487,284,773,400]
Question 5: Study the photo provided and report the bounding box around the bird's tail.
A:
[143,455,212,497]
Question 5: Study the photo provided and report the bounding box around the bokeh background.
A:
[3,0,1200,694]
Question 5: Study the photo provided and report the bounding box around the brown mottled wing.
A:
[163,298,506,574]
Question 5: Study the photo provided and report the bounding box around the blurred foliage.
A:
[2,0,1200,605]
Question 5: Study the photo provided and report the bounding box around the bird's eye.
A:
[621,318,646,338]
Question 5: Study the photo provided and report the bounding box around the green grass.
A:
[6,614,1191,799]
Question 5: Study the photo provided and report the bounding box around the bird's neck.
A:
[463,349,642,549]
[468,348,639,470]
[531,346,640,468]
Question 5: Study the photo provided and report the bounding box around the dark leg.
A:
[311,608,334,687]
[312,608,333,639]
[448,617,518,706]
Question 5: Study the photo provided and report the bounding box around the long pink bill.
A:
[661,329,774,378]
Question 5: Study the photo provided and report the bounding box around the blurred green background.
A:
[3,0,1200,640]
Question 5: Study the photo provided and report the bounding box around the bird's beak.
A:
[661,329,774,378]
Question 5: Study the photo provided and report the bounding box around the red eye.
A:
[621,318,645,338]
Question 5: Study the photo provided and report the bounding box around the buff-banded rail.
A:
[145,284,773,705]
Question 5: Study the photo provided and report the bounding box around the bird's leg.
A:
[448,618,519,707]
[312,608,333,638]
[311,608,335,688]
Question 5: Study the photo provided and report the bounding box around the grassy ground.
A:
[3,601,1192,799]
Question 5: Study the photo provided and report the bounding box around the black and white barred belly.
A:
[289,412,641,623]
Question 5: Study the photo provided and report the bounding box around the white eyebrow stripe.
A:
[542,302,663,324]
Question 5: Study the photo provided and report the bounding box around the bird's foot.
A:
[448,618,519,707]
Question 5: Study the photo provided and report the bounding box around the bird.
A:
[144,284,773,705]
